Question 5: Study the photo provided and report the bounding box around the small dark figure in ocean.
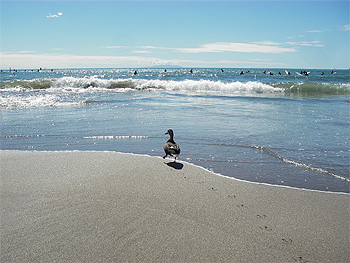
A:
[221,69,224,72]
[134,70,138,75]
[164,69,167,72]
[190,69,193,74]
[240,71,244,75]
[321,72,324,76]
[163,129,181,162]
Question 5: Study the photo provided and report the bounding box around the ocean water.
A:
[1,68,349,193]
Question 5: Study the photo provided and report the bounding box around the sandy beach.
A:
[1,150,349,262]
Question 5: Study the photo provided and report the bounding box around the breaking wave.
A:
[1,77,349,95]
[0,94,83,108]
[1,77,349,108]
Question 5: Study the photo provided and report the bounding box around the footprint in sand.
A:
[259,225,272,231]
[293,256,309,263]
[282,238,293,244]
[257,214,267,218]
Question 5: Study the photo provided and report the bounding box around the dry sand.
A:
[1,150,349,262]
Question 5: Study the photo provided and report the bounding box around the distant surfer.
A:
[221,69,224,72]
[190,69,193,74]
[240,71,244,75]
[134,70,138,75]
[296,71,310,76]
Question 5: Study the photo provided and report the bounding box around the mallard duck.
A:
[163,129,180,162]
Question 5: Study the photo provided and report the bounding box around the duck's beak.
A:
[165,131,169,135]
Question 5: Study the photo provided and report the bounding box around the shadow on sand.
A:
[165,162,184,170]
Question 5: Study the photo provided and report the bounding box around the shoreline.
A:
[3,150,349,195]
[1,150,349,262]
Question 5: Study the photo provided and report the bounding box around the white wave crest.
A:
[1,77,288,95]
[48,77,282,95]
[133,79,282,94]
[0,94,81,108]
[50,77,119,93]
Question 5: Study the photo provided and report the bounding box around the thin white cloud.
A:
[47,12,63,18]
[141,42,296,54]
[0,52,161,69]
[343,24,350,31]
[300,41,324,47]
[140,46,174,51]
[177,42,296,54]
[2,51,36,54]
[306,30,322,33]
[286,41,324,47]
[140,46,160,49]
[253,41,281,46]
[0,52,287,69]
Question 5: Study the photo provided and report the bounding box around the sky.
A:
[1,0,349,69]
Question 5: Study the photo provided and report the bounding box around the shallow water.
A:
[1,68,349,192]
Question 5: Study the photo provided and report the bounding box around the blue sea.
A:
[1,68,349,193]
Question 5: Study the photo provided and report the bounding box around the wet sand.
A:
[1,151,349,262]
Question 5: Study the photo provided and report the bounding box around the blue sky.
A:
[1,0,349,69]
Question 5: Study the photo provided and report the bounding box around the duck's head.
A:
[165,129,174,136]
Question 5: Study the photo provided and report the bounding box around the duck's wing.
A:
[164,142,181,156]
